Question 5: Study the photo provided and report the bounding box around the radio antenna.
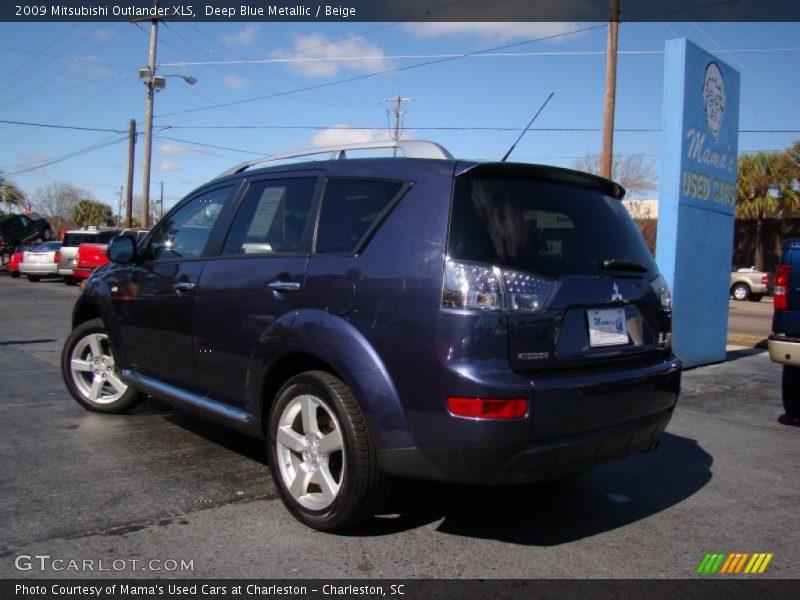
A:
[501,92,554,162]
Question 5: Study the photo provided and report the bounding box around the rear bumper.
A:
[380,409,672,484]
[19,263,58,275]
[768,335,800,367]
[380,356,681,484]
[72,268,92,279]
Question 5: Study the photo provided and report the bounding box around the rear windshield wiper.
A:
[598,259,650,272]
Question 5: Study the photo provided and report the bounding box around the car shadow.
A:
[346,432,712,545]
[777,414,800,428]
[134,398,711,546]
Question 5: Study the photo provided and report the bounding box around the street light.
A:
[139,56,196,228]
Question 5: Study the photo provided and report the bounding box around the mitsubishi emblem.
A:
[611,283,624,302]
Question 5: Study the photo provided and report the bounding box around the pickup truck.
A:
[768,238,800,421]
[730,267,771,301]
[72,228,149,281]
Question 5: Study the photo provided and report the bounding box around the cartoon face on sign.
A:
[702,62,725,142]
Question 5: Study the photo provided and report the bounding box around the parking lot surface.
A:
[0,275,798,579]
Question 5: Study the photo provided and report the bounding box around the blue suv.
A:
[769,238,800,421]
[61,141,681,530]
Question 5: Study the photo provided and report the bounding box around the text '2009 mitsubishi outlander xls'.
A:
[61,141,681,531]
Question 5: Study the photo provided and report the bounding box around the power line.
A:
[1,134,128,177]
[0,119,127,133]
[158,47,800,68]
[157,22,611,118]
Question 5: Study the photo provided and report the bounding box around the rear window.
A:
[448,178,656,279]
[63,231,118,246]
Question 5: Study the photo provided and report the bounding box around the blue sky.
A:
[0,20,798,213]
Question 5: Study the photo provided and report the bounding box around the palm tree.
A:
[71,199,114,228]
[0,174,27,213]
[736,151,800,270]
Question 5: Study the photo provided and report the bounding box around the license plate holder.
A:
[587,308,629,347]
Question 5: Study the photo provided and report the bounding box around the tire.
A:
[42,228,52,240]
[27,275,41,282]
[266,371,387,531]
[61,318,143,414]
[731,283,750,301]
[748,295,763,302]
[10,271,20,279]
[783,366,800,421]
[63,276,79,286]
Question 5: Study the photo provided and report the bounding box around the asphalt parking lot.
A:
[0,274,798,579]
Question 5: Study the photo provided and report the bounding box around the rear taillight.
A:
[761,274,769,286]
[54,251,61,264]
[442,259,554,313]
[446,396,528,419]
[774,264,791,311]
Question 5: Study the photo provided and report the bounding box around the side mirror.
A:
[108,235,136,264]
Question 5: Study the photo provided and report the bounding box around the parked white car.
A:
[19,241,62,282]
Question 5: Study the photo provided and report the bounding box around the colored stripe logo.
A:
[697,553,773,574]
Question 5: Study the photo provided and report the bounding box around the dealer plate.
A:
[587,308,629,347]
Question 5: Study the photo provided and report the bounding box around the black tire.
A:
[748,294,763,302]
[731,283,750,301]
[10,271,20,279]
[27,275,41,282]
[63,276,79,286]
[42,228,52,240]
[783,366,800,421]
[61,318,144,414]
[266,371,388,531]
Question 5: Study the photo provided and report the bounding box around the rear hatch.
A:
[446,163,672,375]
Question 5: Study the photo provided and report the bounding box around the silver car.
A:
[19,241,62,282]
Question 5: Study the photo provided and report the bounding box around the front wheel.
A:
[61,318,143,413]
[783,366,800,421]
[266,371,387,531]
[27,275,41,282]
[731,283,750,301]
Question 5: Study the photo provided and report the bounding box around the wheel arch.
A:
[254,309,412,451]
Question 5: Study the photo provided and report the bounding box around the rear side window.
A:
[223,178,316,255]
[449,178,657,279]
[63,233,98,247]
[315,179,405,254]
[97,230,119,243]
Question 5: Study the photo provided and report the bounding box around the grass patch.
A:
[727,333,768,348]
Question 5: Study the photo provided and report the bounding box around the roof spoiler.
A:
[455,162,626,200]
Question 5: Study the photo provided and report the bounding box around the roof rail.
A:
[216,139,454,178]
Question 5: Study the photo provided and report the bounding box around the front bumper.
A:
[768,335,800,367]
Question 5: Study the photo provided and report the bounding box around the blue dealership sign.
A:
[655,39,740,367]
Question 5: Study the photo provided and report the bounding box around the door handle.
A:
[173,281,196,292]
[267,281,301,292]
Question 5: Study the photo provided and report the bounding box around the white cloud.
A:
[155,160,181,172]
[311,127,391,147]
[273,34,388,77]
[15,151,51,163]
[157,143,195,157]
[91,27,117,41]
[222,75,251,90]
[404,22,580,43]
[219,24,260,47]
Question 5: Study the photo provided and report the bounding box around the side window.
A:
[223,178,316,255]
[315,179,405,254]
[148,187,231,260]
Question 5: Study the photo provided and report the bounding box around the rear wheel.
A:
[61,318,143,414]
[783,366,800,421]
[42,228,52,240]
[267,371,387,531]
[748,294,763,302]
[27,275,41,282]
[10,271,20,279]
[63,276,79,286]
[731,283,750,301]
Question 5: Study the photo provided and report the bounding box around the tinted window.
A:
[98,230,119,243]
[148,187,230,260]
[223,178,316,255]
[449,178,657,278]
[315,179,404,254]
[34,241,62,251]
[63,233,99,247]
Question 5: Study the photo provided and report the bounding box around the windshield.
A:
[448,177,657,279]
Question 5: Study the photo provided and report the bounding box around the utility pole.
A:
[600,0,620,180]
[159,181,164,220]
[140,0,160,229]
[116,186,123,228]
[384,94,414,155]
[125,119,136,228]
